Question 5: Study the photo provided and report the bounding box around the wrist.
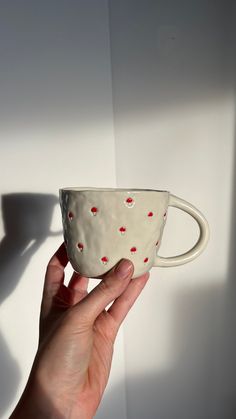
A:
[10,371,93,419]
[10,377,62,419]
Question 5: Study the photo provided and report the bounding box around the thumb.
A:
[73,259,134,323]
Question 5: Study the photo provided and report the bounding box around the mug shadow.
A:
[0,192,61,417]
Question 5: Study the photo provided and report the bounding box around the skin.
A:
[10,243,150,419]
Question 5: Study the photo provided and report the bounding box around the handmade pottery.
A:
[59,187,209,278]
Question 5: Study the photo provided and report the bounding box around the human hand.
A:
[11,243,149,419]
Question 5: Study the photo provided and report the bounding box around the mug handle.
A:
[154,194,210,267]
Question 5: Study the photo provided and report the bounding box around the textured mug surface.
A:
[59,187,209,278]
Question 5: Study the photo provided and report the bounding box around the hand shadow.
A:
[0,192,61,417]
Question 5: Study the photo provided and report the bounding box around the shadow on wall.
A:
[96,270,236,419]
[0,1,111,128]
[96,136,236,419]
[221,117,236,418]
[96,1,236,418]
[0,193,60,417]
[108,0,232,121]
[96,94,236,418]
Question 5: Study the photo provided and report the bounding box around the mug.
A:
[59,187,209,278]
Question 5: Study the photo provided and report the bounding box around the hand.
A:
[11,243,149,419]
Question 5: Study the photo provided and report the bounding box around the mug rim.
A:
[59,187,169,193]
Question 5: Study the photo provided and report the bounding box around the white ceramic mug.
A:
[59,187,209,278]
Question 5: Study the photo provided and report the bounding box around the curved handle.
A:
[154,194,210,267]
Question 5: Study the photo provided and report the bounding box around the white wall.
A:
[0,1,236,419]
[0,2,126,419]
[109,1,236,418]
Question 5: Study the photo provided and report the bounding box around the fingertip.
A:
[48,242,68,269]
[115,258,134,279]
[68,271,89,292]
[132,271,150,286]
[143,271,150,285]
[145,271,150,280]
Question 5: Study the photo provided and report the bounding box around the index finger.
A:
[41,242,68,317]
[47,242,68,272]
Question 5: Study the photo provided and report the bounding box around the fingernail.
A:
[115,259,133,279]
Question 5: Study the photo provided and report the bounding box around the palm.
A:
[36,243,149,418]
[39,270,115,403]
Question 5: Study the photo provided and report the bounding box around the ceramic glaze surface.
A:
[59,187,209,278]
[60,188,169,278]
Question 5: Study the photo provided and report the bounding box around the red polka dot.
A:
[148,211,153,217]
[68,211,74,220]
[156,240,159,246]
[91,207,98,215]
[130,246,137,253]
[125,197,135,207]
[144,257,149,263]
[119,226,126,234]
[164,211,167,218]
[77,243,84,252]
[101,256,109,264]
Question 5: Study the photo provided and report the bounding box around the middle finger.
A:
[68,271,89,304]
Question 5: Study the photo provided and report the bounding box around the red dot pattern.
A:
[101,256,109,264]
[125,197,135,207]
[66,196,164,266]
[91,207,98,215]
[77,242,84,252]
[119,226,126,234]
[68,211,74,220]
